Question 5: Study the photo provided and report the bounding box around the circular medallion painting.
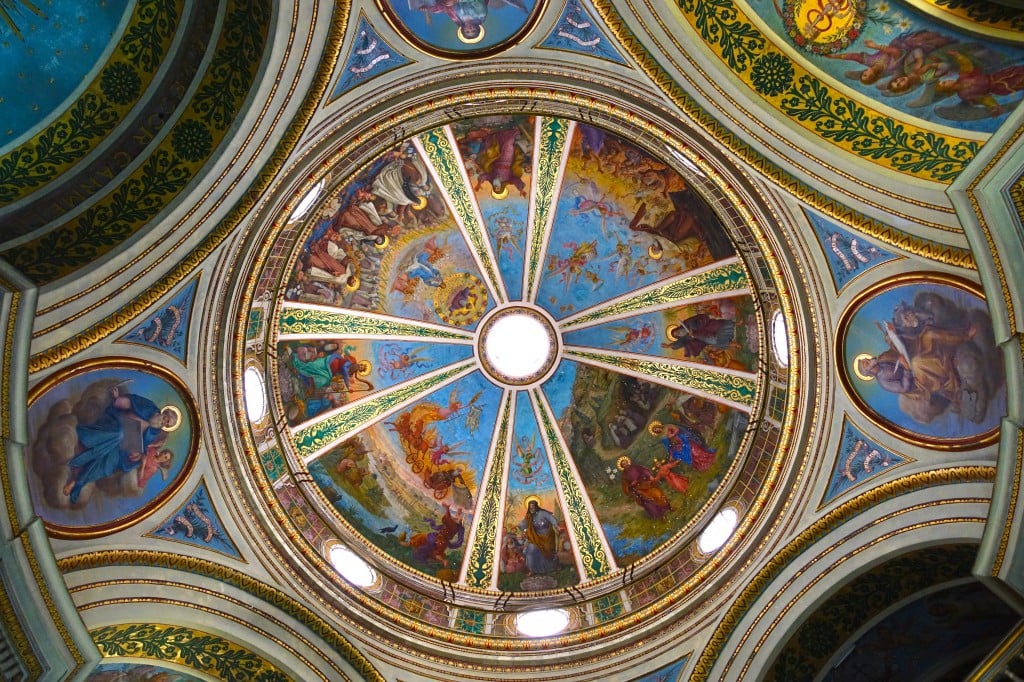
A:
[27,359,199,538]
[377,0,543,58]
[839,275,1005,448]
[272,114,766,596]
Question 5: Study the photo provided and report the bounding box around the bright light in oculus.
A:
[515,609,570,637]
[288,180,324,222]
[698,508,738,554]
[771,310,789,368]
[243,367,267,422]
[484,313,551,379]
[329,544,377,587]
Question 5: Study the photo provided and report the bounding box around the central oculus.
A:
[478,306,559,386]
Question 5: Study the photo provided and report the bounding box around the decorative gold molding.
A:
[588,0,976,268]
[26,0,351,374]
[689,466,996,680]
[57,550,385,681]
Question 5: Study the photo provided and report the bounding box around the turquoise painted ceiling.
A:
[0,0,130,148]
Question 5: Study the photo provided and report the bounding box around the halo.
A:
[647,420,664,436]
[374,234,389,250]
[161,405,183,432]
[665,324,680,342]
[345,276,361,292]
[412,195,428,210]
[524,495,541,508]
[616,455,632,471]
[853,353,876,381]
[491,184,509,200]
[457,24,485,44]
[356,360,373,377]
[648,242,664,260]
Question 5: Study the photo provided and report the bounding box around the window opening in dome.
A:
[698,507,739,554]
[484,312,551,379]
[329,543,378,588]
[288,180,324,223]
[771,309,789,368]
[515,608,570,637]
[243,366,267,423]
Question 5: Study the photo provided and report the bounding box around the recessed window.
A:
[698,507,738,554]
[771,309,789,368]
[288,180,324,222]
[328,543,377,588]
[516,608,570,637]
[243,366,267,422]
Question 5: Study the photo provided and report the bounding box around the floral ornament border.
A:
[1,0,270,284]
[672,0,980,183]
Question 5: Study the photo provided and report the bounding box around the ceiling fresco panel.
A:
[838,274,1005,448]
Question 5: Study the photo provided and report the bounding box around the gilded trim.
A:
[57,550,385,681]
[588,0,976,265]
[27,0,351,373]
[689,466,996,680]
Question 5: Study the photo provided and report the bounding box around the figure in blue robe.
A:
[64,393,168,504]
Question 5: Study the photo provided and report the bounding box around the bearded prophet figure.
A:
[63,387,179,504]
[518,499,560,574]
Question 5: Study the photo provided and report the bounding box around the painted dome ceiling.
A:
[238,110,793,644]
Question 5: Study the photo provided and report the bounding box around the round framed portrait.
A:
[27,358,200,538]
[837,274,1004,450]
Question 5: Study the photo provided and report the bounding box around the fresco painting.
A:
[824,420,907,504]
[278,338,474,426]
[451,115,535,300]
[498,392,580,591]
[841,278,1005,445]
[749,0,1024,132]
[308,371,501,578]
[118,277,199,364]
[544,360,747,564]
[27,361,197,537]
[284,141,492,329]
[629,655,688,682]
[379,0,540,57]
[829,582,1017,679]
[86,663,203,681]
[562,295,759,373]
[149,480,243,559]
[539,0,627,65]
[330,16,411,100]
[536,124,735,319]
[806,209,897,290]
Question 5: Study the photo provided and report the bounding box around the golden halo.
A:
[345,276,361,292]
[647,420,664,436]
[161,405,183,432]
[853,353,876,381]
[374,234,389,250]
[616,455,631,471]
[412,195,428,210]
[665,324,680,342]
[648,243,664,260]
[457,24,485,44]
[356,360,372,377]
[524,495,541,508]
[491,185,509,200]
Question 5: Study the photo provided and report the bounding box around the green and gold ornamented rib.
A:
[561,260,748,328]
[279,306,471,340]
[294,362,474,460]
[526,117,571,301]
[534,391,611,580]
[464,394,512,589]
[565,348,756,408]
[419,128,505,302]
